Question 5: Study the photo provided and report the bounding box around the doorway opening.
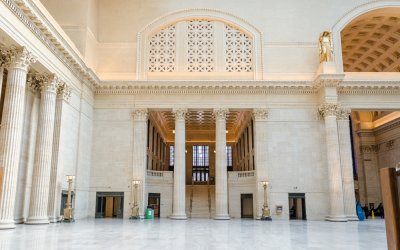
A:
[289,193,306,220]
[241,193,253,218]
[95,192,124,218]
[148,193,161,218]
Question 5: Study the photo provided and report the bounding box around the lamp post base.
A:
[261,216,272,221]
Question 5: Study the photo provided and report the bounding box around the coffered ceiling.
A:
[341,8,400,72]
[150,110,251,142]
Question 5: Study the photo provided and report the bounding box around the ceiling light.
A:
[172,130,175,134]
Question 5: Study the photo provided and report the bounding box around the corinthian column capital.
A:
[173,108,187,121]
[213,108,229,121]
[34,73,60,93]
[252,109,269,121]
[57,82,72,101]
[337,108,351,121]
[5,46,37,71]
[132,109,148,121]
[318,103,340,118]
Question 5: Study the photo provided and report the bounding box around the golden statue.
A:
[319,31,333,63]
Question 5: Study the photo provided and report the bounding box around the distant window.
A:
[192,146,209,182]
[169,145,174,166]
[226,146,233,167]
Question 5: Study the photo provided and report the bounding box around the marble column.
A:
[252,109,270,219]
[48,83,71,222]
[170,108,187,220]
[0,47,36,229]
[132,109,148,218]
[213,108,229,220]
[26,74,59,224]
[318,103,347,222]
[337,109,358,221]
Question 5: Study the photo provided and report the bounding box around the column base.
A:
[346,215,359,221]
[214,214,230,220]
[0,221,16,230]
[170,214,188,220]
[326,215,348,222]
[25,217,50,225]
[14,218,25,224]
[49,217,62,223]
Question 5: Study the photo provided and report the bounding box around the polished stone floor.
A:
[0,218,387,250]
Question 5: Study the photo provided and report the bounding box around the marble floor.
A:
[0,218,387,250]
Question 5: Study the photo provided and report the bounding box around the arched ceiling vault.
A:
[341,8,400,72]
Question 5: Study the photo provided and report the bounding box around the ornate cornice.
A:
[1,0,99,89]
[313,74,345,89]
[213,108,229,121]
[173,108,187,121]
[132,109,148,121]
[57,82,72,101]
[95,81,317,95]
[252,109,268,121]
[318,103,340,118]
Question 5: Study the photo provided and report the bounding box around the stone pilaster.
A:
[26,73,59,224]
[318,103,347,222]
[213,108,230,220]
[170,108,187,220]
[337,109,358,221]
[252,109,270,219]
[48,82,71,222]
[132,109,148,218]
[0,46,37,229]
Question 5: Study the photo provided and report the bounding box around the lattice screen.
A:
[147,19,254,74]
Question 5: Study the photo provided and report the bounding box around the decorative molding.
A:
[172,108,187,121]
[27,72,40,93]
[132,109,148,121]
[318,103,340,118]
[360,144,380,154]
[56,82,72,101]
[314,74,345,88]
[1,0,99,89]
[213,108,229,120]
[252,109,268,121]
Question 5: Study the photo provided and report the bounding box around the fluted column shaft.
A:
[132,109,148,217]
[252,109,269,219]
[319,103,347,222]
[337,110,358,220]
[0,47,36,229]
[48,83,71,222]
[214,108,229,220]
[171,109,187,219]
[26,74,58,224]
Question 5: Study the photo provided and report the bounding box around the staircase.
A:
[186,183,215,218]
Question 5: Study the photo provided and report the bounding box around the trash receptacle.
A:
[145,206,154,219]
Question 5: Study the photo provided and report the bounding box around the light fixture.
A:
[226,130,228,134]
[260,180,272,221]
[130,180,141,219]
[172,130,175,134]
[63,175,75,222]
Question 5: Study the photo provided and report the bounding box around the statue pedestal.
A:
[317,61,337,74]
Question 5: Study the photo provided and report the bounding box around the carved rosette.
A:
[57,82,72,101]
[4,46,37,71]
[252,108,268,121]
[34,73,59,93]
[213,108,229,121]
[337,108,351,121]
[132,109,148,121]
[318,103,340,118]
[173,108,187,121]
